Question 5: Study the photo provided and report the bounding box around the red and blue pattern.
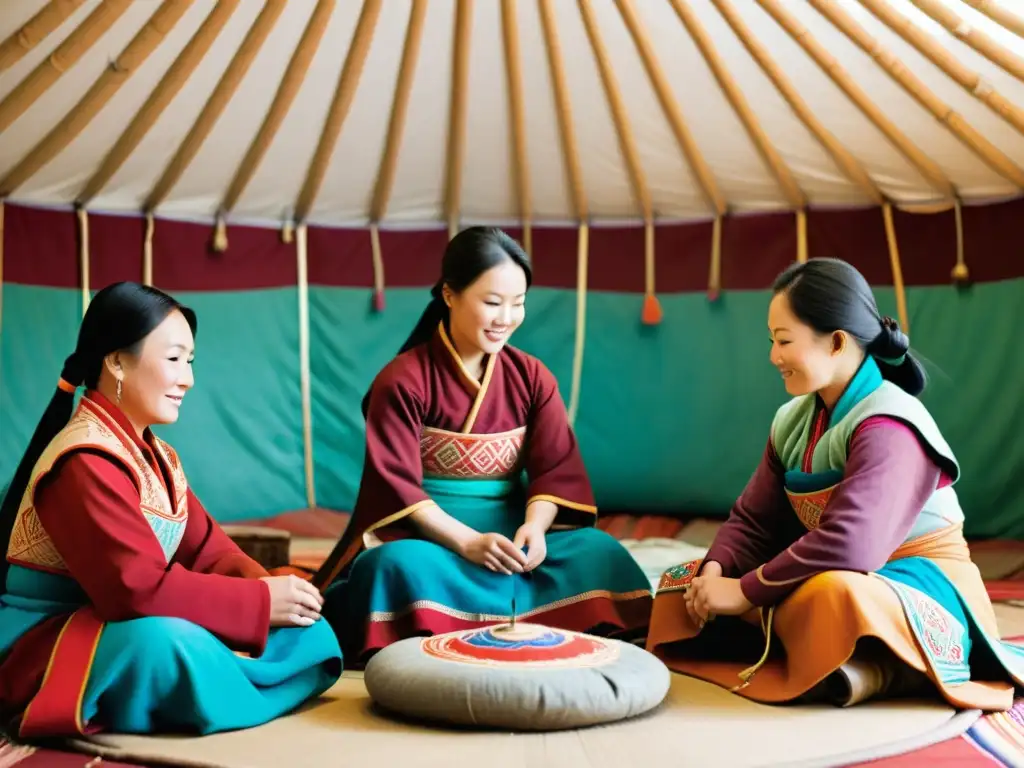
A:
[421,623,620,668]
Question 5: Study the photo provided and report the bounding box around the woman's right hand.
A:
[460,533,528,575]
[683,560,723,628]
[260,574,324,627]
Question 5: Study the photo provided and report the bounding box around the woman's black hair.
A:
[398,226,532,355]
[0,282,196,593]
[772,258,926,396]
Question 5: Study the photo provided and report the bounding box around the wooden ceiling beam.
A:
[294,0,382,223]
[0,0,88,73]
[78,0,241,206]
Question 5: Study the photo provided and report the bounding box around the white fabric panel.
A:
[90,1,264,212]
[0,0,98,100]
[234,2,357,222]
[307,1,413,225]
[552,0,638,219]
[797,1,1011,198]
[678,0,861,208]
[383,0,455,224]
[457,0,515,224]
[12,2,215,205]
[592,0,710,217]
[631,0,781,211]
[2,0,1024,223]
[727,1,936,204]
[0,2,155,189]
[514,0,572,221]
[881,0,1024,159]
[156,2,317,220]
[837,0,1024,197]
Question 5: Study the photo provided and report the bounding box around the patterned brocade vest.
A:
[8,397,190,575]
[769,361,964,543]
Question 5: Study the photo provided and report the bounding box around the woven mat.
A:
[63,672,974,768]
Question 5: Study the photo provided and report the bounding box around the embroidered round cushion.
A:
[363,622,671,730]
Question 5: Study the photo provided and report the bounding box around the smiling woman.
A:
[646,259,1024,713]
[315,227,653,664]
[0,282,342,738]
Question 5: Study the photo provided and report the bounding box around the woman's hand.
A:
[688,575,753,619]
[682,560,723,626]
[513,522,547,571]
[260,574,324,627]
[461,533,528,575]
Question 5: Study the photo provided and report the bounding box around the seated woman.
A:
[646,258,1024,710]
[315,227,652,662]
[0,282,342,738]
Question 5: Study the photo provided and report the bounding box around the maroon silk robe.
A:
[315,322,596,588]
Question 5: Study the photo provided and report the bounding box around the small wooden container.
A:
[222,525,291,570]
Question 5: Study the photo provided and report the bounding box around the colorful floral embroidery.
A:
[657,559,701,593]
[9,399,189,572]
[879,576,970,686]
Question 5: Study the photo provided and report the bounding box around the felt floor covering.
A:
[5,509,1024,767]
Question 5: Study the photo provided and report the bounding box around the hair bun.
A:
[869,316,910,361]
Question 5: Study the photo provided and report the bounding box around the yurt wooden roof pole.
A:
[143,213,154,287]
[809,0,1024,188]
[296,224,316,509]
[501,0,532,256]
[960,0,1024,40]
[672,0,813,286]
[368,0,428,312]
[77,208,90,317]
[537,0,587,221]
[670,0,804,211]
[881,204,909,334]
[613,0,725,304]
[796,209,808,263]
[916,0,1024,79]
[0,0,131,137]
[445,0,474,240]
[77,1,241,207]
[145,0,286,214]
[578,0,661,324]
[214,0,335,251]
[369,0,427,223]
[756,0,955,201]
[0,1,194,200]
[294,0,382,224]
[537,0,588,426]
[613,0,723,217]
[711,0,882,205]
[0,0,87,72]
[952,198,969,283]
[0,204,4,340]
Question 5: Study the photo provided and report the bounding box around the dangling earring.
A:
[116,379,123,403]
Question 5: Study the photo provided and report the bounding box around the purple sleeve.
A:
[703,439,792,577]
[739,418,942,606]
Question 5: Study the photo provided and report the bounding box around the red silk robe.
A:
[0,391,270,718]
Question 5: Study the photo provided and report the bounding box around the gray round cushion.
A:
[363,622,671,730]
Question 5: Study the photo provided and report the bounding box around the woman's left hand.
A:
[513,522,547,571]
[689,575,753,617]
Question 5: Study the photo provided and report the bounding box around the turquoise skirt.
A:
[324,476,653,662]
[0,566,342,736]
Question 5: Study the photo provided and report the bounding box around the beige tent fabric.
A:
[66,671,975,768]
[3,1,1024,226]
